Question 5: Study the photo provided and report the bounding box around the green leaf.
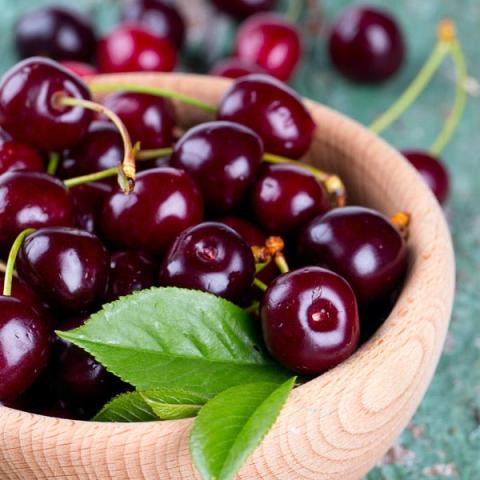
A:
[141,388,210,420]
[93,391,156,422]
[58,287,289,396]
[190,377,296,480]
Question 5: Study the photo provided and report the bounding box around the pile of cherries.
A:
[0,53,410,421]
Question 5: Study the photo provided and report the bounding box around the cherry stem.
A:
[263,152,346,207]
[253,277,268,292]
[88,82,217,113]
[55,94,136,194]
[286,0,304,22]
[244,301,260,314]
[64,167,119,188]
[136,147,174,161]
[274,253,290,274]
[47,152,60,176]
[2,228,35,297]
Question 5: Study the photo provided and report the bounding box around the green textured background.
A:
[0,0,479,478]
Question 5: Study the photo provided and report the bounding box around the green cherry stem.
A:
[47,152,60,176]
[244,301,260,314]
[253,277,268,292]
[136,147,174,161]
[64,167,119,188]
[2,228,35,297]
[274,253,290,274]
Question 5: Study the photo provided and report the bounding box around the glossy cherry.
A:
[103,91,176,150]
[251,163,329,235]
[170,121,263,214]
[401,150,449,204]
[234,13,301,81]
[17,227,109,312]
[0,171,75,256]
[60,61,98,78]
[0,57,93,151]
[101,167,204,257]
[0,296,50,400]
[210,57,266,79]
[15,6,96,62]
[261,266,359,374]
[106,250,157,302]
[121,0,186,48]
[159,222,255,301]
[212,0,276,19]
[298,206,407,305]
[97,24,177,74]
[0,139,44,175]
[220,216,266,247]
[217,74,315,158]
[328,6,405,84]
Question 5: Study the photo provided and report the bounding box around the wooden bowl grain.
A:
[0,73,455,480]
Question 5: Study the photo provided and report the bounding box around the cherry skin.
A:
[297,206,407,305]
[251,163,329,235]
[101,167,204,257]
[159,222,255,302]
[121,0,186,48]
[0,171,75,256]
[103,91,176,150]
[0,296,50,400]
[401,150,449,205]
[217,74,315,159]
[17,227,109,313]
[220,216,266,247]
[60,61,98,78]
[97,24,177,74]
[0,57,93,151]
[15,6,96,62]
[212,0,276,19]
[234,13,302,81]
[210,57,266,79]
[328,6,405,84]
[0,139,44,175]
[170,121,263,214]
[106,250,157,302]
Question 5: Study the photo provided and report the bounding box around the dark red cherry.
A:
[210,57,266,79]
[298,206,407,305]
[97,24,177,74]
[217,74,315,158]
[103,91,176,150]
[251,163,329,235]
[0,139,44,175]
[211,0,276,19]
[101,167,204,257]
[60,61,98,78]
[15,6,96,62]
[234,13,301,81]
[106,250,157,302]
[170,121,263,214]
[159,221,255,301]
[220,216,266,247]
[17,227,109,313]
[0,57,93,151]
[0,296,50,400]
[0,171,75,256]
[261,266,359,374]
[121,0,186,48]
[328,6,405,83]
[401,150,449,205]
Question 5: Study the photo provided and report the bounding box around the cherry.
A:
[170,121,263,214]
[101,167,204,257]
[17,227,109,313]
[0,296,50,400]
[211,0,276,19]
[0,139,44,175]
[60,61,98,78]
[401,150,449,204]
[106,250,157,302]
[0,57,93,151]
[251,163,329,235]
[220,216,266,247]
[97,24,177,74]
[103,91,176,150]
[0,171,75,256]
[159,221,255,301]
[328,6,405,84]
[217,74,315,159]
[15,6,96,62]
[210,57,266,79]
[121,0,186,48]
[297,206,407,305]
[261,266,359,374]
[234,13,301,81]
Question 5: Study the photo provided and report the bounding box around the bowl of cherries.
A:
[0,57,454,479]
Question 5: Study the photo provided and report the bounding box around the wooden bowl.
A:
[0,74,455,480]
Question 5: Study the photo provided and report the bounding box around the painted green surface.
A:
[0,0,478,478]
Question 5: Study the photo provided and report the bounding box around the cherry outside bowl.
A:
[0,73,454,480]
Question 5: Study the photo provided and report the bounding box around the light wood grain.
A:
[0,73,455,480]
